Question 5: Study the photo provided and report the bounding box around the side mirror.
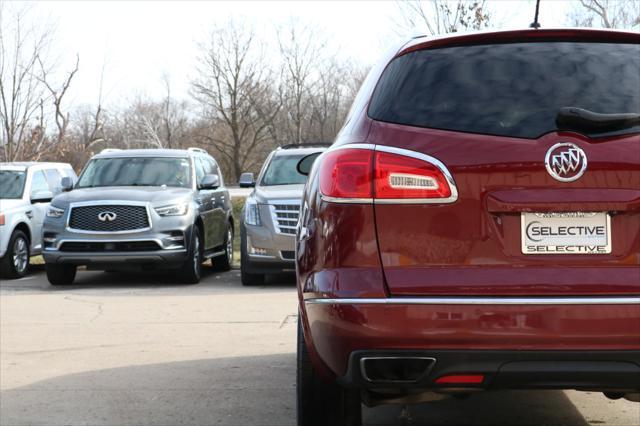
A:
[238,172,255,188]
[200,174,220,190]
[297,153,322,176]
[60,176,74,192]
[30,190,53,204]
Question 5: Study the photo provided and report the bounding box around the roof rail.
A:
[280,143,332,150]
[187,147,208,155]
[100,148,123,154]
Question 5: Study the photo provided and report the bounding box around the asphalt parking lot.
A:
[1,267,638,426]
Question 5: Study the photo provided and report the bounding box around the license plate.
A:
[521,212,611,255]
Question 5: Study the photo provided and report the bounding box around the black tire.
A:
[46,264,77,286]
[178,226,203,284]
[1,230,30,279]
[240,226,264,286]
[297,314,362,426]
[212,222,233,272]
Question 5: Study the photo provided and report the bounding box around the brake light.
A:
[319,146,455,202]
[0,213,4,226]
[435,374,485,384]
[319,149,374,199]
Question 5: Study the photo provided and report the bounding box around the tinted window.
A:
[0,171,27,199]
[368,42,640,139]
[261,154,308,186]
[30,170,50,195]
[77,157,192,188]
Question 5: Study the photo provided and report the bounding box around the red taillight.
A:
[319,146,454,202]
[319,149,374,199]
[435,374,485,384]
[375,151,451,199]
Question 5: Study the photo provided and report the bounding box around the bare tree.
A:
[569,0,640,29]
[159,74,190,149]
[395,0,491,35]
[0,3,79,161]
[37,54,79,145]
[0,4,51,161]
[278,20,326,144]
[191,19,280,180]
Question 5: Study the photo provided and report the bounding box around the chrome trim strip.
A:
[305,296,640,305]
[320,194,374,204]
[247,253,276,259]
[318,144,459,205]
[329,143,376,151]
[66,200,153,234]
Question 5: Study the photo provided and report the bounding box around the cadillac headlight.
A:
[244,199,261,226]
[46,206,65,218]
[155,203,189,216]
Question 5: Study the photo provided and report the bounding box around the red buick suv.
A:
[295,29,640,425]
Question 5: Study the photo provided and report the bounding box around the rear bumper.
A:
[302,297,640,387]
[338,349,640,392]
[43,249,188,267]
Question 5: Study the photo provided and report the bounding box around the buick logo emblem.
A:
[97,211,117,222]
[545,142,587,182]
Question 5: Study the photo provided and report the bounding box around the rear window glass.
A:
[261,154,308,186]
[368,42,640,139]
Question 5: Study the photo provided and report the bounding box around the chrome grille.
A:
[271,202,300,235]
[69,205,150,232]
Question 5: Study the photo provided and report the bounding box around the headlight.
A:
[46,206,65,218]
[155,203,189,216]
[244,199,261,226]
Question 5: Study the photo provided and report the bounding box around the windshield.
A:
[0,171,27,199]
[369,42,640,139]
[77,157,192,188]
[261,154,308,186]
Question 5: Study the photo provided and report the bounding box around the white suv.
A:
[0,162,77,278]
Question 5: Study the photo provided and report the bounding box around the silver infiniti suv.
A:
[239,144,328,285]
[43,148,234,285]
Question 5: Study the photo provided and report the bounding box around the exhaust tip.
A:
[360,356,435,384]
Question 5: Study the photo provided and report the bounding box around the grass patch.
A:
[231,197,246,267]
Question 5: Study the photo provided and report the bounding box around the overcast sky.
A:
[24,0,572,108]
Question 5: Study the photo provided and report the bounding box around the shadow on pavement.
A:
[1,267,296,294]
[0,354,593,426]
[364,390,591,426]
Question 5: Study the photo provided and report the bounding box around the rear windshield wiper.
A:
[556,107,640,133]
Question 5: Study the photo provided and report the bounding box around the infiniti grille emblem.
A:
[98,211,117,222]
[544,142,587,182]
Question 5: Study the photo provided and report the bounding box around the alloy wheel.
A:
[12,237,28,274]
[227,228,233,263]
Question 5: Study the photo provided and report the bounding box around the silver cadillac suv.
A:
[239,144,328,285]
[43,148,234,285]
